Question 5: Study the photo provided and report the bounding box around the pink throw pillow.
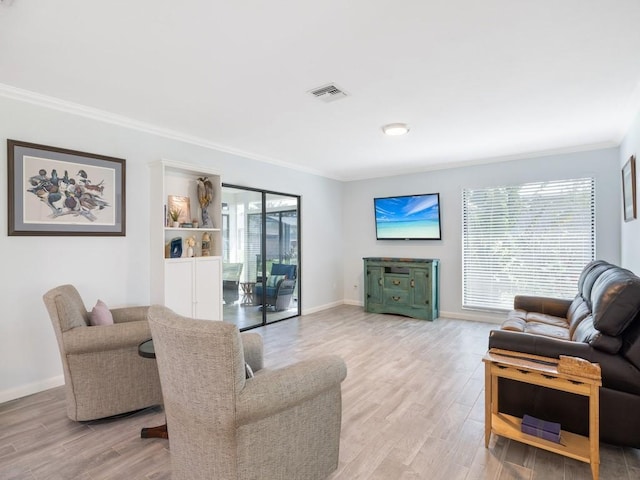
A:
[90,299,114,326]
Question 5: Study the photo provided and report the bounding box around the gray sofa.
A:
[489,260,640,447]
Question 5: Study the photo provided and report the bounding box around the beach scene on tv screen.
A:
[375,194,440,239]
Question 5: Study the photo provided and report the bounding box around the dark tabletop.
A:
[138,339,155,359]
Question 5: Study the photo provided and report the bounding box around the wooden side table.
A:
[483,348,601,480]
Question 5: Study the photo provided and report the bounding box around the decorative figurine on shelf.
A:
[197,177,214,228]
[201,232,211,256]
[185,236,196,258]
[170,237,182,258]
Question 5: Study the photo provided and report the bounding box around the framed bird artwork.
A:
[7,139,126,236]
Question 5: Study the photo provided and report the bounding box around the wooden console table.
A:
[483,348,601,480]
[363,257,439,320]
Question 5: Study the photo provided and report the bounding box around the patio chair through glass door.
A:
[221,185,300,330]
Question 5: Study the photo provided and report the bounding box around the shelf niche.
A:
[150,160,223,320]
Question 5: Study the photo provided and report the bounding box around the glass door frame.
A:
[222,183,301,330]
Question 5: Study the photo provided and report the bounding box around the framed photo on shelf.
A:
[167,195,191,224]
[622,155,637,222]
[8,139,126,236]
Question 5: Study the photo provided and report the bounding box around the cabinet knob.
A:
[392,296,401,302]
[392,279,401,286]
[410,279,415,288]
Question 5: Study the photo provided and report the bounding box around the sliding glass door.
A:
[221,185,300,329]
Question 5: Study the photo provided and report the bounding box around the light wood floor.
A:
[2,305,639,479]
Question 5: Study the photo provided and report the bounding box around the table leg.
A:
[141,423,168,439]
[589,383,599,480]
[484,362,492,447]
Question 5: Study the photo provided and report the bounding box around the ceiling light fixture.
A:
[382,123,410,136]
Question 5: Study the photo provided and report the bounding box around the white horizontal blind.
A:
[462,177,595,311]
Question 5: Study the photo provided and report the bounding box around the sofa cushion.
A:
[572,315,623,354]
[501,310,569,335]
[578,260,614,308]
[591,268,640,336]
[526,313,569,328]
[621,318,640,370]
[523,322,570,340]
[567,296,591,337]
[502,312,526,332]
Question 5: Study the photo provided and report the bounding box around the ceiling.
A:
[2,1,640,181]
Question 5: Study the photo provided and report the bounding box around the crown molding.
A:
[0,83,332,179]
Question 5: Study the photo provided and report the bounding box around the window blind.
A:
[462,177,595,311]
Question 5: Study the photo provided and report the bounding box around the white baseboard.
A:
[301,300,344,315]
[0,375,64,404]
[343,299,362,307]
[311,300,505,325]
[440,310,505,324]
[308,298,505,324]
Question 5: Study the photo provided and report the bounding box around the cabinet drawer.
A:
[384,289,409,305]
[384,275,409,289]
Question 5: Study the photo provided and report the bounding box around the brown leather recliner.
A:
[488,260,640,448]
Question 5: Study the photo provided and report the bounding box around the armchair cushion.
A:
[266,274,285,288]
[271,263,297,279]
[56,292,89,331]
[90,300,113,326]
[241,332,264,372]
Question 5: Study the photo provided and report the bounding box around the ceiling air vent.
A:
[308,83,348,103]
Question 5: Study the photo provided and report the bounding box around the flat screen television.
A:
[374,193,442,240]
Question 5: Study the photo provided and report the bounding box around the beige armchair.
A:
[43,285,163,421]
[148,305,347,480]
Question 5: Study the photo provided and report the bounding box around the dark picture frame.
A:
[8,140,126,236]
[622,155,637,223]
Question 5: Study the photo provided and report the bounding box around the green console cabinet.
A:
[363,257,439,321]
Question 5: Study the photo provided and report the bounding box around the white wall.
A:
[0,96,344,402]
[621,109,640,273]
[342,148,621,323]
[0,91,628,403]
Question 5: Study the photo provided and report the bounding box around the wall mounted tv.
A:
[374,193,442,240]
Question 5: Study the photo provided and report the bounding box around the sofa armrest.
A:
[488,329,640,395]
[489,329,591,359]
[513,295,572,317]
[235,355,347,425]
[63,321,152,355]
[241,332,264,372]
[111,306,150,324]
